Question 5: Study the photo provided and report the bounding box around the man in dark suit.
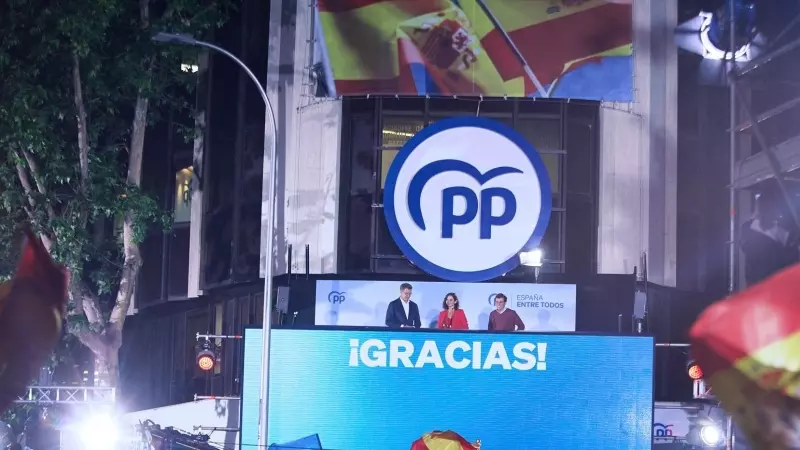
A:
[385,282,421,328]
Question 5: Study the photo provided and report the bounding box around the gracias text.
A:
[348,339,547,371]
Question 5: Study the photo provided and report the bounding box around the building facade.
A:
[261,0,681,286]
[122,0,270,411]
[122,0,741,414]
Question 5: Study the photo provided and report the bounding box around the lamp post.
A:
[152,32,278,449]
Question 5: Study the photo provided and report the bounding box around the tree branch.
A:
[107,0,150,331]
[70,281,103,326]
[68,51,112,357]
[72,51,90,212]
[13,152,53,251]
[21,149,56,220]
[14,156,37,211]
[74,329,106,358]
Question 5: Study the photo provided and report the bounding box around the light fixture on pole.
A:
[687,359,709,399]
[196,339,217,372]
[520,248,543,282]
[152,31,279,449]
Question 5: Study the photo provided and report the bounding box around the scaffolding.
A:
[13,386,115,405]
[728,0,800,292]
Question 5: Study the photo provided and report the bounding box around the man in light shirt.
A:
[385,283,421,328]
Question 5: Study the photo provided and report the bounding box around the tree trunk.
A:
[88,93,147,387]
[94,343,120,387]
[73,0,151,388]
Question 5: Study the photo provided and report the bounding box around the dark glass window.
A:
[174,167,192,224]
[343,114,376,272]
[565,111,598,276]
[168,226,190,298]
[203,53,237,287]
[234,124,265,280]
[138,232,164,306]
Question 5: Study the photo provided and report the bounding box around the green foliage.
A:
[1,403,33,436]
[0,0,234,349]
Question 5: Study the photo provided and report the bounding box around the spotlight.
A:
[687,360,704,380]
[674,0,766,85]
[78,414,119,450]
[686,415,725,448]
[196,340,217,372]
[700,424,722,446]
[520,248,543,268]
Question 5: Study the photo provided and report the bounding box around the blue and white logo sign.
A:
[384,117,552,282]
[328,291,345,304]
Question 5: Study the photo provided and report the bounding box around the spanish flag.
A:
[316,0,632,96]
[0,229,68,414]
[410,430,480,450]
[690,264,800,449]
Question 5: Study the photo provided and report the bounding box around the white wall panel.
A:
[597,0,678,286]
[261,0,342,277]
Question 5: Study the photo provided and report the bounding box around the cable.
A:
[344,94,595,105]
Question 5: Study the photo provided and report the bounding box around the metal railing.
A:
[14,386,116,405]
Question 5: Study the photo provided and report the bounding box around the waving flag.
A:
[0,230,68,413]
[456,0,632,96]
[690,264,800,449]
[395,8,509,95]
[316,0,632,98]
[411,430,480,450]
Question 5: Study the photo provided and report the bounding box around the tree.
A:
[0,0,233,386]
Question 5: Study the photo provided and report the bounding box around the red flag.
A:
[0,230,69,413]
[690,263,800,449]
[411,430,480,450]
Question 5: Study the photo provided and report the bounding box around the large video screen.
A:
[315,279,577,332]
[241,328,653,449]
[311,0,633,100]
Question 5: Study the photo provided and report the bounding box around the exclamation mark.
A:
[536,343,547,371]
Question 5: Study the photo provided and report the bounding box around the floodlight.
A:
[79,414,119,450]
[520,248,543,267]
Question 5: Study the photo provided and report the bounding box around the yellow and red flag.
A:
[0,230,69,413]
[690,264,800,449]
[410,430,479,450]
[316,0,632,96]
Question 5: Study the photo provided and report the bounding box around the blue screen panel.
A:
[242,328,653,450]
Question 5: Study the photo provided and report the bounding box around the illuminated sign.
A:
[314,279,576,331]
[383,117,552,282]
[240,328,654,449]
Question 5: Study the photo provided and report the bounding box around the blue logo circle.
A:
[383,117,552,282]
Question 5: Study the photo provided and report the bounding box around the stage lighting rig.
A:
[686,415,726,448]
[196,339,221,373]
[687,360,704,381]
[675,0,767,85]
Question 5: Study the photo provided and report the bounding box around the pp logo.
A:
[384,117,551,282]
[488,293,498,306]
[328,291,346,304]
[652,423,673,437]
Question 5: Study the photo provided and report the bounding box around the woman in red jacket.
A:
[437,293,469,330]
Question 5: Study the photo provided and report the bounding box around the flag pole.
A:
[473,0,549,98]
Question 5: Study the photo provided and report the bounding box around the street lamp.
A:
[152,31,278,449]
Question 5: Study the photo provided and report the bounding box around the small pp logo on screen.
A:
[383,117,552,282]
[488,293,498,306]
[328,291,346,304]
